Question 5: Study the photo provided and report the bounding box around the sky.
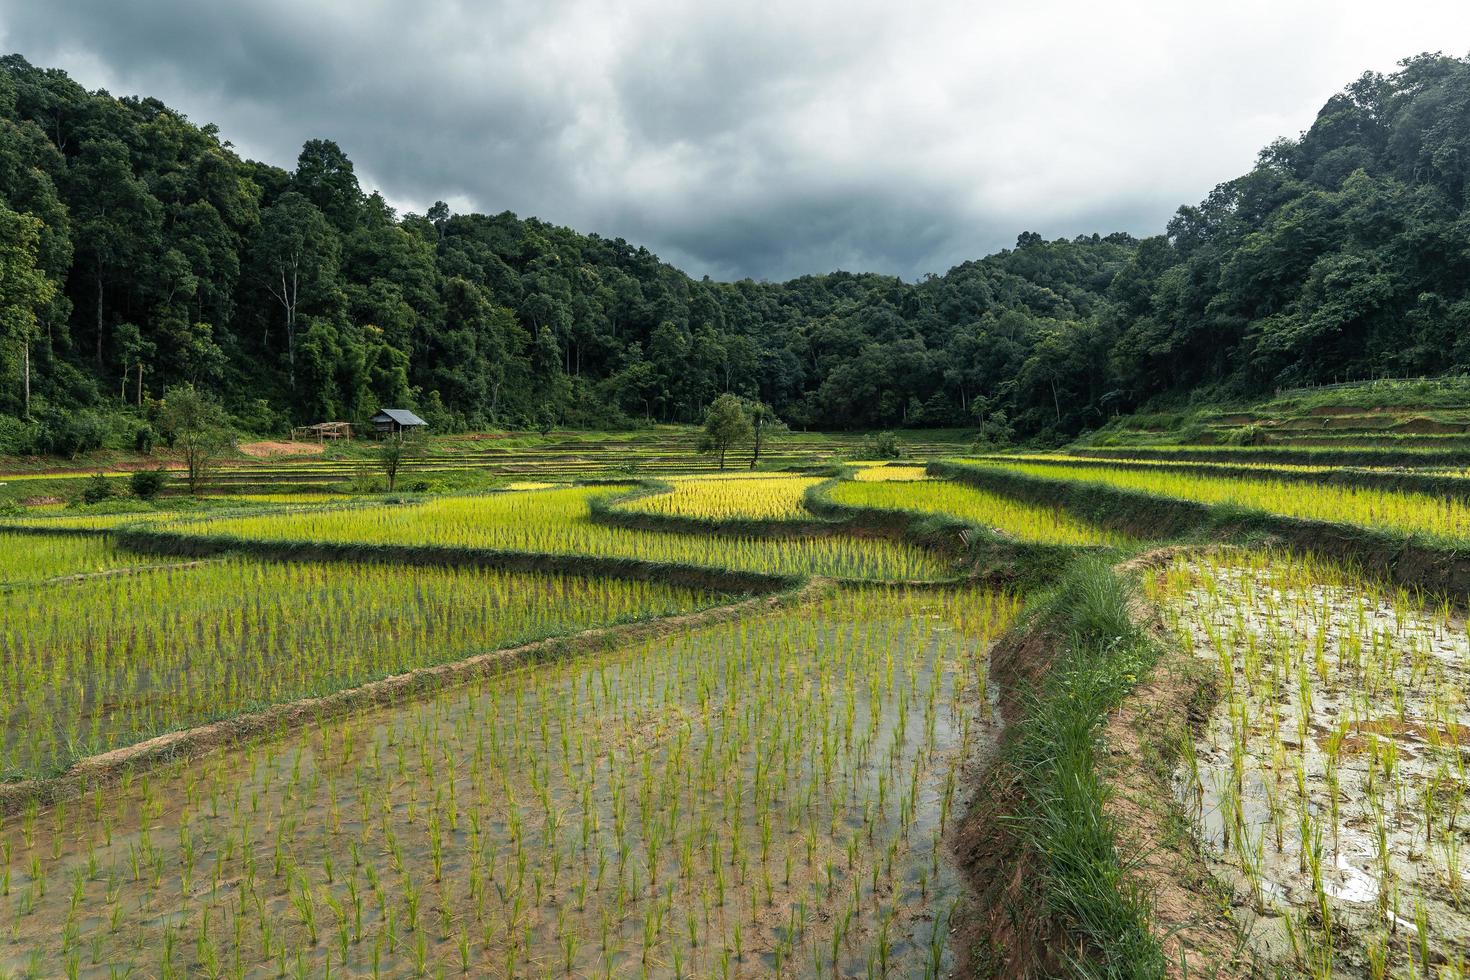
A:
[5,1,1470,282]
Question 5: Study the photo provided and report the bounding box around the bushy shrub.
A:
[346,473,387,494]
[862,431,902,459]
[39,409,109,458]
[1223,424,1266,446]
[80,473,115,505]
[129,467,169,500]
[969,410,1015,451]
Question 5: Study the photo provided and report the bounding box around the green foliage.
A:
[743,399,785,469]
[79,472,114,505]
[1010,559,1166,977]
[376,433,413,492]
[862,431,902,459]
[1222,424,1265,446]
[696,394,753,470]
[128,466,168,500]
[970,410,1014,450]
[158,384,233,495]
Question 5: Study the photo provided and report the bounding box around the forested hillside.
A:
[2,51,1470,453]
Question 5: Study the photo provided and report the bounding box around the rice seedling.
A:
[850,466,931,482]
[829,478,1130,546]
[0,556,719,777]
[1149,550,1470,973]
[0,533,142,586]
[617,474,820,521]
[961,458,1470,543]
[0,585,1017,977]
[162,486,950,580]
[0,510,184,531]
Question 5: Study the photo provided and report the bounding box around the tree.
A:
[158,384,233,495]
[112,321,154,405]
[251,192,339,389]
[696,393,752,470]
[291,139,363,231]
[743,400,786,469]
[377,432,413,492]
[0,204,54,418]
[66,138,162,369]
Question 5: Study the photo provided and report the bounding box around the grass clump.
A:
[1007,558,1166,978]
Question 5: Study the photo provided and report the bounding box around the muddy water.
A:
[0,585,1015,978]
[1156,557,1470,975]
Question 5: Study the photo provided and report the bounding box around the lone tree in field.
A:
[697,393,752,470]
[743,400,786,469]
[377,432,414,492]
[158,384,233,495]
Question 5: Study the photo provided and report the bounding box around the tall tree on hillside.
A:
[0,203,55,417]
[66,138,161,369]
[291,139,363,232]
[250,192,339,387]
[112,321,154,405]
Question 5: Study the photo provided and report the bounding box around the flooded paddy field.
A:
[0,585,1017,978]
[1149,552,1470,976]
[0,552,721,780]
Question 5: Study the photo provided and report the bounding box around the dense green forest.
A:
[2,51,1470,454]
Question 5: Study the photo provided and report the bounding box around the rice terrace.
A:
[10,21,1470,980]
[4,378,1470,978]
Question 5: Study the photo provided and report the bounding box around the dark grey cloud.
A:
[6,0,1470,281]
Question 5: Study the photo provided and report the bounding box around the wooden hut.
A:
[370,408,429,438]
[292,420,354,443]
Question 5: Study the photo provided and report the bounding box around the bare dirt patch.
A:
[237,439,325,458]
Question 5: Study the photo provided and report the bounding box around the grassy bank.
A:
[979,558,1167,977]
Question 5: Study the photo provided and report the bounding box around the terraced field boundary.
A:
[976,453,1470,503]
[0,577,823,816]
[0,520,113,538]
[1071,444,1470,468]
[113,524,798,596]
[956,558,1177,976]
[933,460,1470,602]
[805,474,1090,589]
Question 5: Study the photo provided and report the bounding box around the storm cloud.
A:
[6,0,1470,280]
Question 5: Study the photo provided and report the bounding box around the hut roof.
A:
[371,408,428,427]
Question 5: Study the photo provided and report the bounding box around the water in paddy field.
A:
[0,587,1015,978]
[1156,557,1470,975]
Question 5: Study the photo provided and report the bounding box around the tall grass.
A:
[1007,559,1165,977]
[617,475,820,521]
[0,533,137,585]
